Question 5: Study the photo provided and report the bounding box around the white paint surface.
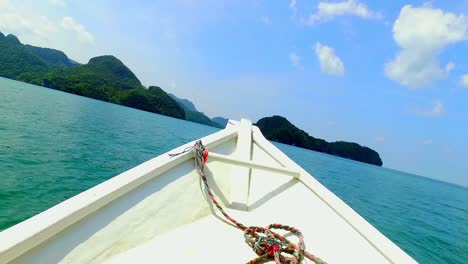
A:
[0,120,417,264]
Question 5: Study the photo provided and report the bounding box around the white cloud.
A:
[460,74,468,87]
[261,15,272,25]
[61,16,94,44]
[305,0,381,25]
[0,13,57,43]
[49,0,66,6]
[445,62,455,74]
[414,100,445,117]
[385,5,468,88]
[431,101,444,116]
[289,52,302,69]
[422,100,444,117]
[314,42,344,77]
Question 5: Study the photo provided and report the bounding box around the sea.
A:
[1,77,467,264]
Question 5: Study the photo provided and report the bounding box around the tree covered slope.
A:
[256,115,383,166]
[0,32,185,119]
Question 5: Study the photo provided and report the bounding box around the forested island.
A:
[0,32,227,124]
[0,31,382,164]
[256,116,383,166]
[168,93,225,128]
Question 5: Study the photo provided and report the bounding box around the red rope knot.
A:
[193,141,209,166]
[243,224,328,264]
[202,148,208,166]
[263,244,281,257]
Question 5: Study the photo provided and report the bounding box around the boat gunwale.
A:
[0,125,239,263]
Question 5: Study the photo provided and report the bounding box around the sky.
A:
[1,0,468,186]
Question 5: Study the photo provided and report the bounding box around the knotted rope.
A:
[191,140,327,264]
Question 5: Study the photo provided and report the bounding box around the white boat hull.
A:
[0,119,417,263]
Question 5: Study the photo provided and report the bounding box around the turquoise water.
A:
[1,78,467,263]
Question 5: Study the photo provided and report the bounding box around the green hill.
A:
[256,115,383,166]
[0,33,50,79]
[183,110,223,128]
[118,86,185,118]
[25,45,76,68]
[168,93,197,111]
[0,33,77,79]
[211,117,229,127]
[168,93,223,128]
[37,55,144,99]
[0,32,185,119]
[20,55,185,119]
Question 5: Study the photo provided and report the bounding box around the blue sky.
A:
[1,0,468,186]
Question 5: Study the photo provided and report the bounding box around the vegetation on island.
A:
[24,45,77,68]
[0,32,185,119]
[0,33,51,79]
[256,116,383,166]
[168,93,225,128]
[211,117,229,127]
[19,55,185,119]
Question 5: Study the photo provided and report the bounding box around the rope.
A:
[168,145,194,157]
[191,140,327,264]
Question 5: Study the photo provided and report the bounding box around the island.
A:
[0,32,185,120]
[255,116,383,166]
[168,93,225,128]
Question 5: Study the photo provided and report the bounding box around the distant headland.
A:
[256,116,383,166]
